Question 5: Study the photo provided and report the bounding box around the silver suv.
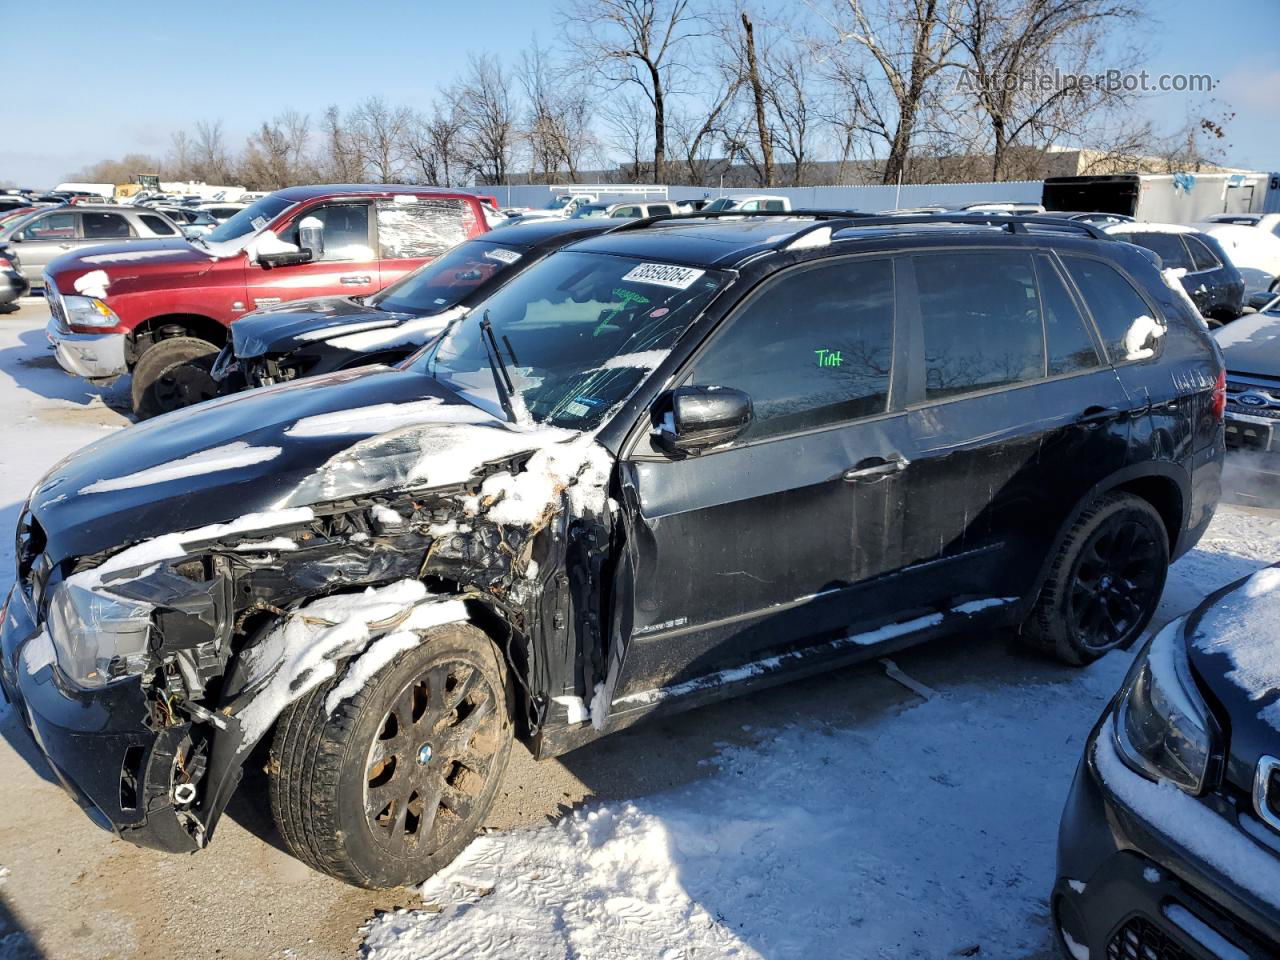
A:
[0,205,184,289]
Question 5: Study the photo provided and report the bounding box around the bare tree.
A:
[191,119,233,183]
[816,0,962,184]
[955,0,1143,179]
[406,99,466,186]
[320,105,366,182]
[348,97,413,182]
[455,54,519,185]
[602,94,654,180]
[520,43,600,182]
[240,110,312,189]
[560,0,706,181]
[68,153,165,184]
[738,12,774,186]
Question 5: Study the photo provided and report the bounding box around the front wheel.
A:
[1021,493,1169,666]
[130,336,220,419]
[268,622,514,889]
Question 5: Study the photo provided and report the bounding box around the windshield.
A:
[572,205,611,219]
[704,198,737,211]
[203,194,294,245]
[546,196,573,210]
[370,239,526,314]
[417,251,726,430]
[0,209,43,238]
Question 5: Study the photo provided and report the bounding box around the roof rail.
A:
[610,209,1112,243]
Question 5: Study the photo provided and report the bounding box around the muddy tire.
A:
[268,623,514,889]
[130,336,219,419]
[1021,493,1168,666]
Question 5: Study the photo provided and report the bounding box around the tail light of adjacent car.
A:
[1212,369,1226,422]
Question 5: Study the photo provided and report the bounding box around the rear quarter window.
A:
[139,214,176,236]
[1062,256,1166,363]
[1122,232,1192,271]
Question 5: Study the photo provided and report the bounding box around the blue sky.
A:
[5,0,1276,186]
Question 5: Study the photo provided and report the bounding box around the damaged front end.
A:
[0,437,617,854]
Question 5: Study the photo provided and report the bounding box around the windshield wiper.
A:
[479,310,516,423]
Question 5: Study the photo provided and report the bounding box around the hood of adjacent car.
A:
[229,297,420,358]
[26,365,517,563]
[46,239,214,295]
[1214,310,1280,377]
[1184,565,1280,798]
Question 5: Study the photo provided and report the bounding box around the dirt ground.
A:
[0,299,1272,960]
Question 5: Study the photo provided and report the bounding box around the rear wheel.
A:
[1022,493,1168,666]
[130,336,219,419]
[268,622,514,889]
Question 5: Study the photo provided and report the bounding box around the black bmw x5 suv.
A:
[1,212,1224,889]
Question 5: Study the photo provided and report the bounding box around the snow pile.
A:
[1190,566,1280,730]
[1123,314,1166,360]
[71,270,109,299]
[326,306,464,353]
[79,441,281,494]
[1096,717,1280,910]
[235,581,468,743]
[1160,267,1208,327]
[472,434,614,528]
[295,319,398,342]
[362,650,1141,960]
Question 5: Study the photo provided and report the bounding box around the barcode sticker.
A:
[621,263,706,289]
[484,248,521,265]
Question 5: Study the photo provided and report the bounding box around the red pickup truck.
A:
[43,184,488,416]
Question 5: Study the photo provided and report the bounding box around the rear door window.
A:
[81,212,134,239]
[685,257,895,442]
[1123,232,1192,271]
[1037,255,1101,376]
[1185,235,1222,272]
[139,214,176,236]
[375,198,474,259]
[913,251,1046,401]
[1061,256,1165,363]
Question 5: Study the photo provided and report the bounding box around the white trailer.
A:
[1043,172,1273,223]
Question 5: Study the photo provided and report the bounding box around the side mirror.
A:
[257,249,313,268]
[653,385,753,456]
[298,216,325,261]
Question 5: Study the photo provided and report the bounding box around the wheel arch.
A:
[1023,464,1187,617]
[129,312,227,365]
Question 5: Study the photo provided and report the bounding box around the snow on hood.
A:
[78,441,281,495]
[1190,566,1280,731]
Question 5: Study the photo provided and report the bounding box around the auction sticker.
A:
[484,248,522,265]
[621,263,706,289]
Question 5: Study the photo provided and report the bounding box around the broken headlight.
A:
[46,581,153,689]
[1112,617,1213,795]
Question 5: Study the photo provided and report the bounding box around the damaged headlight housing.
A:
[46,581,153,688]
[62,295,122,329]
[1112,617,1213,795]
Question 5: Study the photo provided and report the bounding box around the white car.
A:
[1195,217,1280,291]
[501,194,599,225]
[570,200,678,219]
[702,194,791,212]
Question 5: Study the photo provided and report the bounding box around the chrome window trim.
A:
[1254,755,1280,833]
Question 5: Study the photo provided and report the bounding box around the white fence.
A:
[465,180,1045,212]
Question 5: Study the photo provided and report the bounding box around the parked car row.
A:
[3,199,1255,960]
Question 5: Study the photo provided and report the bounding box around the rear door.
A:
[613,255,912,704]
[891,249,1133,612]
[373,197,479,288]
[244,200,378,309]
[77,211,137,251]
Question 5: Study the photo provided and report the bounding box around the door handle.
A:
[1076,405,1122,425]
[340,275,372,285]
[843,454,910,481]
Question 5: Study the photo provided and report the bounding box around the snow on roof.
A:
[1104,222,1195,235]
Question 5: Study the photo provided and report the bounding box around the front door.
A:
[245,201,378,310]
[612,255,912,705]
[13,211,79,281]
[892,250,1132,610]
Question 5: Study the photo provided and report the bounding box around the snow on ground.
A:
[363,509,1280,960]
